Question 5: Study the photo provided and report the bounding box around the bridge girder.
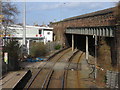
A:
[65,26,117,37]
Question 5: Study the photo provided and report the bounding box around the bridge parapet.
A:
[65,26,117,37]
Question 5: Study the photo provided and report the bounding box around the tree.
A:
[1,2,20,73]
[1,2,19,37]
[2,2,19,25]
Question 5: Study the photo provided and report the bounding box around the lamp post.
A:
[0,0,3,79]
[22,1,27,55]
[23,1,26,46]
[60,3,66,48]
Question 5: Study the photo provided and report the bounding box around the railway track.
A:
[25,48,73,89]
[66,51,84,70]
[45,70,65,88]
[24,48,72,88]
[2,48,91,89]
[38,51,84,89]
[64,51,84,88]
[24,48,85,89]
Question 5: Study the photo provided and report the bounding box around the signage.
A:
[0,15,4,18]
[4,52,8,64]
[36,34,38,37]
[40,34,42,37]
[0,15,3,23]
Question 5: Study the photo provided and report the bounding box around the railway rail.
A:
[24,48,85,89]
[41,51,84,89]
[1,49,86,89]
[39,51,84,89]
[25,48,72,89]
[64,51,84,88]
[38,49,78,89]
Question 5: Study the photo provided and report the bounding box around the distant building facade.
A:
[7,25,53,42]
[2,25,53,54]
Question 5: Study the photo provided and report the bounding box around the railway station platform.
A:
[0,70,31,89]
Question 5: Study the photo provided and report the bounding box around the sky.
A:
[13,1,118,25]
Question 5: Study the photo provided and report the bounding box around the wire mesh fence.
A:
[106,70,119,88]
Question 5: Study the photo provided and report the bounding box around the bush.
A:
[54,44,61,50]
[30,42,47,57]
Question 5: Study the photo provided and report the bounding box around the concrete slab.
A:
[1,70,31,89]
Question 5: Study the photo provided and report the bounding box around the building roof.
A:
[8,25,53,30]
[52,7,115,24]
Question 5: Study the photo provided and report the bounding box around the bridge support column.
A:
[72,34,74,51]
[27,40,30,55]
[86,36,89,60]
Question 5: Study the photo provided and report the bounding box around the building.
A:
[3,25,53,54]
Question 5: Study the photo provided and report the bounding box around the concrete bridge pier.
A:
[86,36,89,60]
[72,34,74,51]
[27,39,30,55]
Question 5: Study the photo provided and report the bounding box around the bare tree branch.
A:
[2,2,19,25]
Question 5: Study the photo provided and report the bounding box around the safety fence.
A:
[106,70,119,88]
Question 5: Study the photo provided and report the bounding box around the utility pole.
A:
[23,1,26,46]
[86,36,89,60]
[60,3,66,47]
[0,0,3,80]
[72,34,74,51]
[22,1,27,55]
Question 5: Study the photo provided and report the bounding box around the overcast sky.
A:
[13,2,117,25]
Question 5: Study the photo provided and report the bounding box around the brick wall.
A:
[51,7,120,67]
[51,7,116,45]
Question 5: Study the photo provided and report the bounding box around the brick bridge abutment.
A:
[51,7,120,68]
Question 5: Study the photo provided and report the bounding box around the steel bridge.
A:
[65,25,119,62]
[65,26,117,37]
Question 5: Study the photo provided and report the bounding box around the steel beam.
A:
[66,26,115,37]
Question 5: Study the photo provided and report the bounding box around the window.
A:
[47,32,50,35]
[48,40,50,42]
[39,30,42,34]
